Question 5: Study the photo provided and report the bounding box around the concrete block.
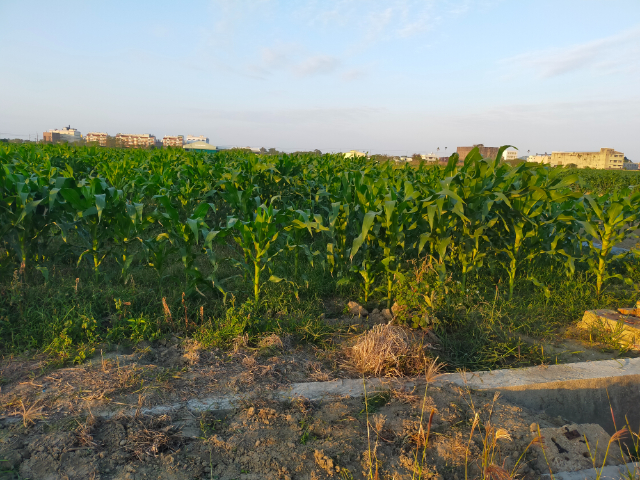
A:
[531,423,626,473]
[542,462,640,479]
[578,309,640,350]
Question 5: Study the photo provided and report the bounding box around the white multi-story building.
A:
[44,126,82,143]
[185,135,209,144]
[502,149,519,161]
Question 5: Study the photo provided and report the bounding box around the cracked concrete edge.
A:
[3,357,639,422]
[102,357,640,418]
[441,357,640,391]
[542,461,640,479]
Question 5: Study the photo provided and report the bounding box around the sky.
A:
[1,0,639,159]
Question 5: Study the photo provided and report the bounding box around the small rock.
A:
[371,308,380,315]
[381,308,393,320]
[247,407,255,417]
[255,440,260,446]
[120,439,127,446]
[347,301,368,316]
[529,422,538,433]
[391,302,401,316]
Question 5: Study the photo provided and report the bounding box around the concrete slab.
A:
[578,310,640,350]
[440,358,640,436]
[542,462,640,479]
[530,423,626,473]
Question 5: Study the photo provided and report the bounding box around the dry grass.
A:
[259,334,284,350]
[12,399,45,428]
[124,413,183,461]
[347,324,430,376]
[182,339,202,365]
[233,334,248,352]
[307,361,331,382]
[75,414,98,447]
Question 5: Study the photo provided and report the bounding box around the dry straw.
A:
[348,324,429,376]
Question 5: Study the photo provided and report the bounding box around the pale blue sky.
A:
[1,0,639,158]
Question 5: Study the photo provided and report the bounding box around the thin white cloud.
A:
[342,67,367,81]
[295,55,341,76]
[248,44,342,78]
[504,26,640,78]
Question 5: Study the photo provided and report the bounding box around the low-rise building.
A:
[457,144,500,161]
[344,150,367,159]
[421,153,439,162]
[183,141,221,153]
[116,133,156,148]
[43,126,82,143]
[502,149,518,161]
[85,132,108,146]
[550,148,625,169]
[624,159,638,170]
[527,154,552,164]
[162,135,184,147]
[185,135,209,144]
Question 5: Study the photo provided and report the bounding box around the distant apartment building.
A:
[502,150,518,161]
[457,144,500,161]
[162,135,184,147]
[43,126,81,143]
[551,148,625,169]
[185,135,209,144]
[116,133,156,148]
[85,132,108,146]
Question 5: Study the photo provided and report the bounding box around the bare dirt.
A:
[0,314,636,479]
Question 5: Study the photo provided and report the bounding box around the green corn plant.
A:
[493,164,578,300]
[324,201,352,280]
[0,168,52,274]
[141,233,175,283]
[350,211,381,303]
[417,175,468,282]
[56,177,124,281]
[111,200,152,283]
[197,225,237,300]
[230,199,289,305]
[577,190,640,296]
[154,195,215,285]
[376,188,419,308]
[449,151,501,291]
[284,208,327,279]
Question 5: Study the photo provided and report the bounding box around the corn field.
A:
[1,142,639,314]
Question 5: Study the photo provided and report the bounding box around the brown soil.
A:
[1,368,568,480]
[0,316,635,479]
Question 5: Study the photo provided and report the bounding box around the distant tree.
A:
[268,148,278,155]
[412,153,422,161]
[565,163,578,169]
